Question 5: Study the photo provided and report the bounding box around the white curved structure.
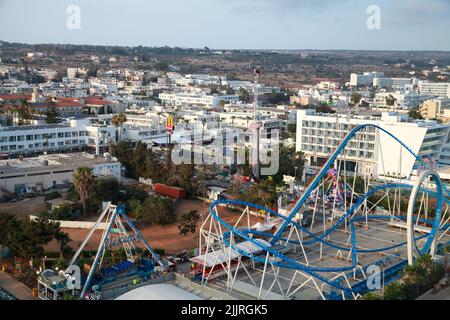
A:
[115,284,204,300]
[406,170,442,265]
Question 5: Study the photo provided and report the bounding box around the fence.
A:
[29,215,109,229]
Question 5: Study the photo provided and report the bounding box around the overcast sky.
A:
[0,0,449,50]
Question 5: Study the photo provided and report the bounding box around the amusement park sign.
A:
[105,233,141,249]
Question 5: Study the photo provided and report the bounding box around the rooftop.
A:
[0,153,119,175]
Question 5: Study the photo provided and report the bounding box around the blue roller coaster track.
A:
[207,124,450,297]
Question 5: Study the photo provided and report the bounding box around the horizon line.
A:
[1,40,450,54]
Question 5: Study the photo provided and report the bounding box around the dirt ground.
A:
[0,197,46,220]
[45,199,263,255]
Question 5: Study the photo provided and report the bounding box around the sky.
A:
[0,0,449,50]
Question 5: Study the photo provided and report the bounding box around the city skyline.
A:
[0,0,450,51]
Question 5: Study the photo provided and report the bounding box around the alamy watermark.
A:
[66,5,81,30]
[367,5,381,30]
[170,122,280,176]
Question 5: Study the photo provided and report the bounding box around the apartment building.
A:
[419,82,450,98]
[373,92,431,109]
[0,119,115,156]
[373,77,416,89]
[296,109,450,179]
[420,99,450,120]
[349,72,385,86]
[159,92,239,108]
[0,152,121,195]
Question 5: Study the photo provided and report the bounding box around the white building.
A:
[419,82,450,98]
[350,72,385,87]
[0,152,121,195]
[373,92,432,109]
[67,68,86,79]
[159,93,239,108]
[373,77,416,89]
[0,119,115,156]
[296,109,450,179]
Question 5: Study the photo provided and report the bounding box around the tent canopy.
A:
[191,239,271,268]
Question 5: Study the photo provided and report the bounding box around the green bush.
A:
[132,195,176,225]
[383,282,408,300]
[44,191,62,201]
[38,204,80,221]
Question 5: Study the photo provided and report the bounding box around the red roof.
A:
[33,102,82,108]
[0,94,32,101]
[84,98,111,106]
[54,97,81,103]
[54,102,82,107]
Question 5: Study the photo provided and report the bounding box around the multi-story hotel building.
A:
[296,109,450,179]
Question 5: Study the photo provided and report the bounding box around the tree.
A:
[363,292,381,300]
[111,113,127,142]
[86,67,98,78]
[385,94,397,111]
[0,213,66,260]
[38,204,79,221]
[111,140,135,176]
[177,210,200,236]
[44,191,62,201]
[12,99,33,125]
[408,108,423,120]
[287,124,296,136]
[0,213,17,244]
[54,230,73,258]
[44,103,61,124]
[383,282,408,300]
[73,167,93,216]
[227,177,277,208]
[132,195,175,225]
[239,88,251,103]
[274,146,305,184]
[315,105,336,114]
[225,85,235,95]
[350,92,362,107]
[404,259,431,297]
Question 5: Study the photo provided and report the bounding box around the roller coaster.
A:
[196,124,450,300]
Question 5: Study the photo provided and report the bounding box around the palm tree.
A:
[404,263,429,297]
[246,116,251,128]
[111,113,127,142]
[201,118,206,143]
[55,230,71,258]
[73,167,93,216]
[386,94,397,112]
[17,99,33,125]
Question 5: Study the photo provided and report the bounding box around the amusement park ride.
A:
[194,124,450,300]
[37,203,171,300]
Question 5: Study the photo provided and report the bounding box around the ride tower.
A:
[250,68,261,181]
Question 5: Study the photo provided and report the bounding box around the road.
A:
[0,271,38,300]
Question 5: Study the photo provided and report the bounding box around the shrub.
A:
[133,195,175,225]
[38,204,80,221]
[383,282,408,300]
[44,191,62,201]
